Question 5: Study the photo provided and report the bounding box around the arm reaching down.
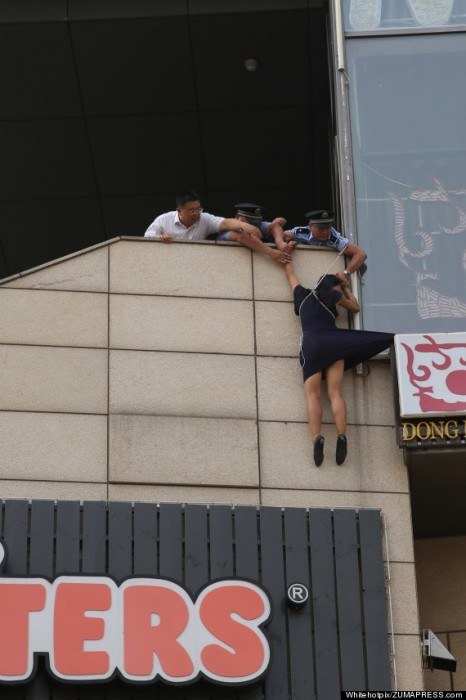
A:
[284,262,300,290]
[220,218,292,264]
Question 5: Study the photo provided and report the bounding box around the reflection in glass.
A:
[346,34,466,333]
[345,0,465,31]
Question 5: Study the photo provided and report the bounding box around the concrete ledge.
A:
[110,239,254,297]
[0,481,107,501]
[1,246,110,292]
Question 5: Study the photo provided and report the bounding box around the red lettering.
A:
[54,582,111,677]
[0,582,46,678]
[200,584,269,680]
[123,583,193,680]
[0,570,271,686]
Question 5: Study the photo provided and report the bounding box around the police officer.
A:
[285,209,367,281]
[216,202,294,262]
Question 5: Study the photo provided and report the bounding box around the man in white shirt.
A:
[144,190,291,263]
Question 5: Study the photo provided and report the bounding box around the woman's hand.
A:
[338,281,360,313]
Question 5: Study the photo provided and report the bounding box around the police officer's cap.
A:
[235,203,265,224]
[306,209,334,225]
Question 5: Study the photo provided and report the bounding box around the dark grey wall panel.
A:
[0,24,81,120]
[70,18,196,116]
[0,120,97,200]
[0,198,105,275]
[0,0,67,23]
[0,252,8,279]
[0,501,392,698]
[190,0,309,13]
[69,0,188,20]
[87,114,204,196]
[200,108,312,191]
[191,11,311,111]
[103,193,179,238]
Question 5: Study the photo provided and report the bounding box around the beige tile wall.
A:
[109,414,259,486]
[0,238,419,690]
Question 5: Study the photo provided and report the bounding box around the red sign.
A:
[395,333,466,417]
[0,542,271,686]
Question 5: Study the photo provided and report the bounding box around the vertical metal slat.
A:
[309,508,340,700]
[260,507,288,700]
[284,507,315,700]
[108,501,132,580]
[359,509,391,690]
[334,509,365,690]
[133,502,157,576]
[55,501,80,575]
[82,501,107,575]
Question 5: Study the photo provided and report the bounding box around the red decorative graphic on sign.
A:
[402,335,466,412]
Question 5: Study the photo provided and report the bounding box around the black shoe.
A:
[336,434,347,465]
[313,435,325,467]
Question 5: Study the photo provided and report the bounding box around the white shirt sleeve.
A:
[201,213,225,234]
[144,215,165,239]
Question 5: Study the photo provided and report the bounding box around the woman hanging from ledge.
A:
[283,261,394,466]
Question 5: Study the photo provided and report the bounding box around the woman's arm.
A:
[284,262,300,290]
[337,278,360,313]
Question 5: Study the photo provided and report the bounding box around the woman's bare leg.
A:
[325,359,346,435]
[303,372,323,440]
[326,360,348,464]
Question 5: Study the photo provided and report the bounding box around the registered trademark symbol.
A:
[287,583,309,608]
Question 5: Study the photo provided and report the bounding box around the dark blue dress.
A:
[293,285,394,382]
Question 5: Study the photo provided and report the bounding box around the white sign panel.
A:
[395,333,466,418]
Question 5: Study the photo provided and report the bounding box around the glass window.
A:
[346,33,466,333]
[344,0,466,32]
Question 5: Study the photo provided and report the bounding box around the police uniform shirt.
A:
[288,226,349,252]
